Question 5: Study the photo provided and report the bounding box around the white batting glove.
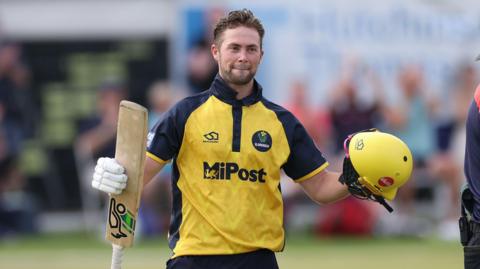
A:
[92,157,128,195]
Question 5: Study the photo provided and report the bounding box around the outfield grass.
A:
[0,233,462,269]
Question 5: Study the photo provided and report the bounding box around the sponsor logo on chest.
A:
[203,162,266,183]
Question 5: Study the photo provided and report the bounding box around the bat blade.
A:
[105,100,148,248]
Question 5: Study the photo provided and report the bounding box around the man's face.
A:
[211,26,263,86]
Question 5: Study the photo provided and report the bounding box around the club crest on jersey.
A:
[108,198,136,239]
[252,130,272,152]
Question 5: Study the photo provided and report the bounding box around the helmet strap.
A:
[372,195,393,213]
[340,157,394,213]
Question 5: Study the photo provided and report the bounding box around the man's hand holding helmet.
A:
[339,129,413,212]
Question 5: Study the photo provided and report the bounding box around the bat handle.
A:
[111,244,124,269]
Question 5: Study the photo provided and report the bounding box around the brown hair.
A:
[213,9,265,47]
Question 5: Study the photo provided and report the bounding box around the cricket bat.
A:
[106,100,148,269]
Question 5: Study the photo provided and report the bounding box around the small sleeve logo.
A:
[146,132,154,148]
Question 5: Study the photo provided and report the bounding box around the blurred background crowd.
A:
[0,0,479,243]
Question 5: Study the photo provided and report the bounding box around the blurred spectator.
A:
[428,63,477,240]
[284,80,331,149]
[186,38,217,94]
[385,65,436,212]
[280,81,311,231]
[314,62,386,237]
[284,80,315,129]
[0,153,38,236]
[385,65,438,162]
[0,41,32,156]
[76,80,126,159]
[329,63,386,157]
[74,80,126,231]
[281,80,333,232]
[139,80,176,236]
[387,67,434,186]
[185,8,223,94]
[0,41,37,237]
[382,64,451,237]
[147,80,176,129]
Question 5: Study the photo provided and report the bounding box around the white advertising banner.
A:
[177,0,480,104]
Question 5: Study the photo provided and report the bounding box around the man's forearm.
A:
[299,170,350,205]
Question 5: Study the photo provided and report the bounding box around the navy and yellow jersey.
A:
[146,74,328,258]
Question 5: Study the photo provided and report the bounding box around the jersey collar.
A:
[210,74,263,106]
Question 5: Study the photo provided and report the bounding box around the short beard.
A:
[222,69,255,86]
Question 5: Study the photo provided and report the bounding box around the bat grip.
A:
[111,244,124,269]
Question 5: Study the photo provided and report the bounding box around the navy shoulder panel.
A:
[261,98,327,180]
[147,90,211,161]
[172,90,212,125]
[260,97,302,145]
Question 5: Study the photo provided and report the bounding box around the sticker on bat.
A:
[108,198,136,239]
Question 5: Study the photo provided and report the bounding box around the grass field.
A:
[0,233,462,269]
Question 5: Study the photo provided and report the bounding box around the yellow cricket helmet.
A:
[346,129,413,201]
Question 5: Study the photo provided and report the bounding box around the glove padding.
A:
[339,157,369,199]
[92,157,128,195]
[339,157,393,212]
